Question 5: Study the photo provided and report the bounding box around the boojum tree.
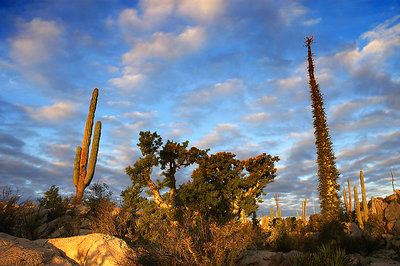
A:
[305,36,341,220]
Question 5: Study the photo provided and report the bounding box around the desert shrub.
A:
[86,183,135,241]
[0,186,20,234]
[13,200,41,239]
[84,182,113,208]
[292,245,351,266]
[133,206,259,265]
[318,219,347,247]
[38,184,69,220]
[307,213,323,232]
[365,213,385,237]
[266,218,301,252]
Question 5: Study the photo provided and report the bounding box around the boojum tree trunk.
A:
[305,36,341,221]
[73,88,101,205]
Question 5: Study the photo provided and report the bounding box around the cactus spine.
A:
[354,186,364,230]
[74,88,102,204]
[360,171,368,222]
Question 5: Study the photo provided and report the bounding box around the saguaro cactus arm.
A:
[73,146,82,187]
[85,121,101,187]
[360,171,368,222]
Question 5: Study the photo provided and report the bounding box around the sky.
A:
[0,0,399,217]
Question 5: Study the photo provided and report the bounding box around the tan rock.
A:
[0,232,77,265]
[48,233,137,265]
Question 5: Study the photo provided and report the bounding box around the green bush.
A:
[38,184,69,220]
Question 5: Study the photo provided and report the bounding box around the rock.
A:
[385,194,399,203]
[374,198,388,217]
[385,201,400,222]
[48,233,138,265]
[346,222,363,238]
[73,205,90,216]
[34,218,60,239]
[393,220,400,235]
[0,232,77,265]
[78,229,92,235]
[236,250,278,266]
[79,218,90,229]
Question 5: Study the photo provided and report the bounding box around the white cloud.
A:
[303,18,322,26]
[194,123,242,149]
[122,110,157,119]
[254,96,277,107]
[20,101,78,121]
[9,18,62,66]
[182,78,244,107]
[122,26,206,63]
[242,112,269,123]
[109,73,146,90]
[177,0,225,22]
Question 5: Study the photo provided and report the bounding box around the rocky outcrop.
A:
[48,233,138,265]
[0,232,138,266]
[0,232,77,265]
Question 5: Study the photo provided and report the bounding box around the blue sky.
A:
[0,0,399,217]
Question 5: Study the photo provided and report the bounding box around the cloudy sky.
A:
[0,0,399,217]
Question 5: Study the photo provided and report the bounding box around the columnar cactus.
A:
[347,178,352,212]
[343,188,349,214]
[270,207,274,220]
[360,171,368,222]
[354,186,364,230]
[303,198,307,223]
[73,88,102,204]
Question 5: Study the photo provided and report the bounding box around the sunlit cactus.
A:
[73,88,102,204]
[347,178,352,212]
[360,171,368,222]
[354,186,364,230]
[343,188,349,214]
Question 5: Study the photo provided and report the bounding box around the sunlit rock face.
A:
[48,233,138,265]
[0,232,77,265]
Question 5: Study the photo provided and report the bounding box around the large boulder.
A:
[0,232,77,265]
[48,233,138,265]
[384,201,400,222]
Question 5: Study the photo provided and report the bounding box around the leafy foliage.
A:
[124,131,279,224]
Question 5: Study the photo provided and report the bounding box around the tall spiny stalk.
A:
[305,36,341,221]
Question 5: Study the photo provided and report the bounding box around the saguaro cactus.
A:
[343,188,349,214]
[73,88,102,204]
[347,178,352,212]
[360,171,368,222]
[354,186,364,230]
